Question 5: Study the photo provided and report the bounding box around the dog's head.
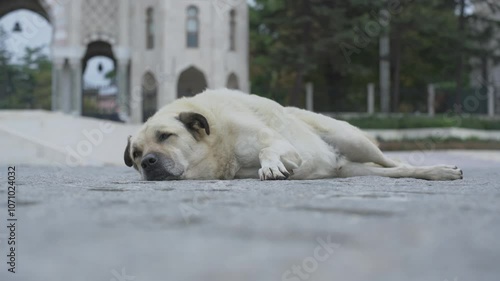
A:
[124,112,211,181]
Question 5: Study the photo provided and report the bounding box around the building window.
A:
[227,73,239,89]
[186,6,199,48]
[146,7,155,49]
[229,9,236,51]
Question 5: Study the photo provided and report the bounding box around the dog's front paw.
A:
[259,162,290,180]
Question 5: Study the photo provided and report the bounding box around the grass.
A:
[380,138,500,151]
[338,115,500,130]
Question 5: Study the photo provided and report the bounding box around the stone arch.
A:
[82,34,117,46]
[82,41,116,71]
[81,41,117,117]
[142,72,157,122]
[0,0,52,22]
[177,66,208,98]
[226,73,239,90]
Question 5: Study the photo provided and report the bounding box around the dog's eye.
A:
[133,151,141,159]
[158,133,172,142]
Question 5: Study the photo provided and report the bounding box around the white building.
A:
[1,0,249,123]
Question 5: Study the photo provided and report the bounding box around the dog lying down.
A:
[124,89,463,181]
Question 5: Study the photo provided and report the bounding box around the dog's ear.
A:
[178,112,210,136]
[124,136,134,167]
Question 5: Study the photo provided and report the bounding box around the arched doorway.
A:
[81,41,118,120]
[0,1,52,110]
[142,72,157,122]
[0,0,50,20]
[226,73,239,90]
[177,66,207,98]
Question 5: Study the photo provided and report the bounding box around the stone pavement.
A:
[0,151,499,281]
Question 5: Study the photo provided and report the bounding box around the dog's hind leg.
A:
[321,127,400,168]
[327,133,399,168]
[336,161,463,181]
[287,107,398,167]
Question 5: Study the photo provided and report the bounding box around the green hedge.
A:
[340,115,500,130]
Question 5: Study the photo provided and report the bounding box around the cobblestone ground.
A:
[0,151,499,281]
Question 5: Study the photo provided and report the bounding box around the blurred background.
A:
[1,0,500,162]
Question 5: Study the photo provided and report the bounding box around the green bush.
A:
[341,115,500,130]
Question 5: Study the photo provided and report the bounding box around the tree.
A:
[0,27,16,107]
[0,32,52,110]
[249,0,500,113]
[389,0,458,112]
[467,1,500,91]
[455,0,467,110]
[250,0,375,109]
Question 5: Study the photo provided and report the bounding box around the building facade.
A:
[1,0,249,123]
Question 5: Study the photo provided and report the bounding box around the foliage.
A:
[0,27,52,110]
[249,0,500,112]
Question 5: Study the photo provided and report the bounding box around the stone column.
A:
[51,59,65,112]
[129,79,143,124]
[367,83,375,114]
[69,58,82,116]
[61,64,72,114]
[158,57,178,108]
[116,58,130,122]
[428,84,435,117]
[488,86,495,117]
[306,82,314,112]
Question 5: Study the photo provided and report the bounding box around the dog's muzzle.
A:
[141,152,181,181]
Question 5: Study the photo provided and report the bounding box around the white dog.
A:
[124,89,463,181]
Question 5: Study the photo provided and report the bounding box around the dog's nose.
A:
[141,154,158,170]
